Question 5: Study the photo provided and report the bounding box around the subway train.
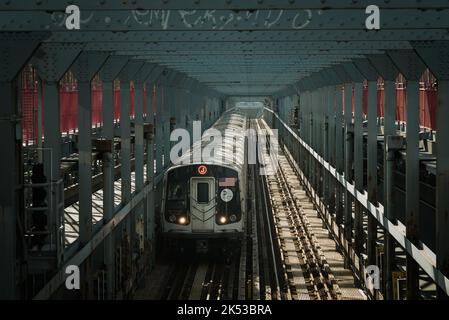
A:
[160,106,261,252]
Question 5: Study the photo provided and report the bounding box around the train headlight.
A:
[178,216,187,225]
[219,216,227,224]
[230,214,237,222]
[169,215,176,223]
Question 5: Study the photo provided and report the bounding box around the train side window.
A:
[197,182,209,204]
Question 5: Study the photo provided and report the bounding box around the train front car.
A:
[161,109,248,253]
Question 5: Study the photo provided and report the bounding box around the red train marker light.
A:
[198,165,208,175]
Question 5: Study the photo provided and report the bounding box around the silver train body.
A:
[161,107,260,243]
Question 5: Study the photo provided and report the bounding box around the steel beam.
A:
[366,80,378,268]
[334,82,344,226]
[344,82,354,252]
[327,86,336,216]
[342,63,365,257]
[3,1,447,10]
[71,52,109,245]
[97,55,129,300]
[0,33,46,299]
[2,9,449,31]
[70,51,109,299]
[383,80,399,300]
[144,125,155,269]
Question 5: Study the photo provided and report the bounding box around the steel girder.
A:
[1,9,449,31]
[2,1,448,10]
[2,2,449,96]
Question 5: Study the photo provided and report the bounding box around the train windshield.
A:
[197,182,209,204]
[168,183,185,201]
[166,170,188,209]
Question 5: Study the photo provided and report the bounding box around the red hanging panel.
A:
[91,76,103,126]
[114,80,121,121]
[377,79,385,118]
[70,90,78,132]
[59,88,69,133]
[59,72,78,133]
[426,88,437,130]
[130,82,135,118]
[143,83,147,117]
[419,71,437,130]
[351,84,355,113]
[362,81,368,116]
[396,79,406,123]
[21,66,39,145]
[341,86,345,112]
[153,83,157,114]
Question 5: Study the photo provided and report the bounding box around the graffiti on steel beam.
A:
[136,9,316,30]
[51,9,318,30]
[130,9,172,29]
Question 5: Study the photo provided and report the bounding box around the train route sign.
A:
[220,188,233,202]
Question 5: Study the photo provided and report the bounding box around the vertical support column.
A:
[165,87,172,167]
[120,81,131,204]
[71,51,109,300]
[0,81,19,299]
[353,82,365,256]
[317,88,324,198]
[328,86,336,216]
[155,85,163,174]
[436,81,449,299]
[335,85,344,226]
[367,80,378,267]
[134,80,145,273]
[77,81,93,245]
[98,55,128,300]
[304,92,310,181]
[42,82,65,265]
[119,80,133,293]
[405,80,421,299]
[144,125,155,268]
[100,143,114,298]
[42,82,61,189]
[344,83,354,250]
[134,82,144,195]
[323,87,330,209]
[383,80,399,300]
[309,91,315,194]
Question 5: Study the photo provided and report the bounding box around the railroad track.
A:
[256,119,343,300]
[141,250,240,300]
